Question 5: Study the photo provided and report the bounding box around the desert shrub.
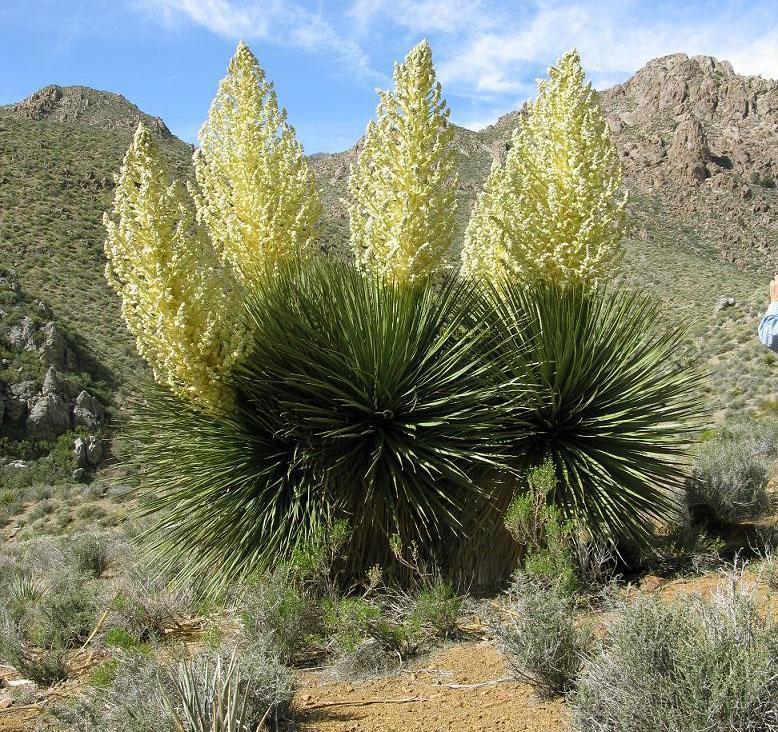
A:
[323,597,381,654]
[43,651,175,731]
[495,579,591,698]
[689,418,777,520]
[71,534,111,578]
[0,567,97,686]
[108,566,194,642]
[323,580,461,668]
[572,583,778,731]
[411,580,462,639]
[505,460,579,594]
[133,257,510,588]
[239,568,322,663]
[46,644,293,732]
[489,279,705,545]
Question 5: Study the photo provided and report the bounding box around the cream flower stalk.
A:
[461,49,627,286]
[103,124,247,411]
[349,40,458,282]
[192,41,322,284]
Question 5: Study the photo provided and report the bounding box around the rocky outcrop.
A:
[8,316,36,351]
[1,366,105,443]
[26,391,70,441]
[667,114,710,184]
[72,390,105,431]
[39,321,71,370]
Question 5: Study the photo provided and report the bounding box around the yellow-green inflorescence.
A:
[349,40,458,283]
[191,41,322,285]
[104,42,321,411]
[461,49,627,286]
[103,124,247,411]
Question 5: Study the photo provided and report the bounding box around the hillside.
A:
[2,55,778,423]
[0,85,193,390]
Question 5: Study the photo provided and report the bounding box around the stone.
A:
[38,322,67,369]
[73,436,88,469]
[72,467,86,482]
[10,381,36,401]
[715,296,736,312]
[86,435,103,467]
[26,393,70,440]
[72,390,104,431]
[41,367,59,395]
[7,316,36,351]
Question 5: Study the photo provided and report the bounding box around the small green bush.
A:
[689,419,777,520]
[495,579,591,698]
[505,461,579,594]
[240,568,322,663]
[411,581,462,639]
[572,583,778,731]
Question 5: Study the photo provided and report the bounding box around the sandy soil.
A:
[293,642,569,732]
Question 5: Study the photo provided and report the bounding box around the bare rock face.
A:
[86,435,103,466]
[8,316,36,351]
[72,390,105,431]
[73,435,88,469]
[39,321,69,369]
[41,366,59,396]
[26,392,69,440]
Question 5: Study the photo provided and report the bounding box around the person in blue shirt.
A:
[758,276,778,351]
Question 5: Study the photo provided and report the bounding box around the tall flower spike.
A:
[461,49,627,286]
[104,123,247,411]
[349,40,458,282]
[192,41,322,285]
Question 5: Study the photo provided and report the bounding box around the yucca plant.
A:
[487,278,706,546]
[164,654,253,732]
[134,258,515,589]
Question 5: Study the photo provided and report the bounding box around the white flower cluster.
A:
[349,40,458,283]
[461,50,627,286]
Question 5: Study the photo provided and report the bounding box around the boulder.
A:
[26,393,70,440]
[38,322,67,369]
[72,390,104,431]
[8,316,36,351]
[73,436,88,469]
[86,435,103,467]
[715,296,736,312]
[72,468,86,482]
[41,367,60,395]
[10,380,36,401]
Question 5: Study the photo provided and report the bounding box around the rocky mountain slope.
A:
[1,54,777,441]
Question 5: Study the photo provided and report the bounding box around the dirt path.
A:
[293,642,569,732]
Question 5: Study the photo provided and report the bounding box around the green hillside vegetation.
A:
[0,93,192,388]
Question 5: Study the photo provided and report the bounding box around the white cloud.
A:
[136,0,381,80]
[434,0,778,97]
[348,0,500,35]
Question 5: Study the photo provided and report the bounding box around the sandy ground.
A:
[293,642,569,732]
[1,568,774,731]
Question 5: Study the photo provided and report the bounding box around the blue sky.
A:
[1,1,777,153]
